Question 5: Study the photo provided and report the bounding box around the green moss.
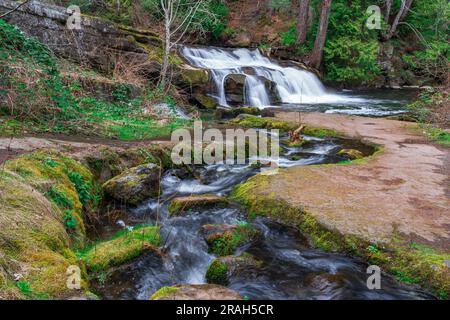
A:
[77,225,161,271]
[4,150,99,245]
[208,224,259,256]
[230,115,341,137]
[301,126,340,138]
[205,259,228,286]
[230,115,297,132]
[150,286,180,300]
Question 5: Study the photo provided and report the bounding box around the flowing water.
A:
[180,46,418,115]
[94,134,434,300]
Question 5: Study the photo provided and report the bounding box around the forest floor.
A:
[262,111,450,250]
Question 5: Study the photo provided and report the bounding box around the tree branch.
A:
[0,0,30,19]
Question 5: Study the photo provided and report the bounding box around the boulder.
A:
[225,74,246,105]
[150,284,242,300]
[193,93,219,109]
[214,106,261,119]
[102,163,161,205]
[205,254,263,286]
[337,149,364,160]
[201,223,260,256]
[168,194,228,216]
[179,64,210,87]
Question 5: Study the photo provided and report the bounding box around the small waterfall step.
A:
[180,46,344,108]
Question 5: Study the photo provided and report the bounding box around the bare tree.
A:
[309,0,332,69]
[149,0,219,88]
[296,0,310,44]
[383,0,393,23]
[383,0,414,40]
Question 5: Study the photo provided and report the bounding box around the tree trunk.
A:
[310,0,332,69]
[384,0,413,40]
[297,0,310,44]
[384,0,393,23]
[160,10,171,89]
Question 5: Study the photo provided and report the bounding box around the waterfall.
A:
[180,46,344,108]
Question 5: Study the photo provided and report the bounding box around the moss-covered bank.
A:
[0,150,99,299]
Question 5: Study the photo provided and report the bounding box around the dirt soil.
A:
[263,111,450,250]
[0,134,171,164]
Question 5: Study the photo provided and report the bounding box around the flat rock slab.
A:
[169,194,228,215]
[260,111,450,249]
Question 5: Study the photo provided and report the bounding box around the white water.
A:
[181,46,353,108]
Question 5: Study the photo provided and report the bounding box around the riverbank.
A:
[232,111,449,298]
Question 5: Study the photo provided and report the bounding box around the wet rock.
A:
[214,106,261,119]
[169,195,228,216]
[206,254,263,286]
[193,93,219,109]
[338,149,364,160]
[201,223,260,256]
[179,64,210,87]
[150,284,242,300]
[304,273,346,294]
[102,163,161,205]
[225,74,246,105]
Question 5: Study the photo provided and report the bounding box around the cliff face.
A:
[0,0,162,75]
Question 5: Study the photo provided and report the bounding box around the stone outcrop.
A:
[0,0,162,74]
[102,163,161,205]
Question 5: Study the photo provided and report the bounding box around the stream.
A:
[94,133,434,300]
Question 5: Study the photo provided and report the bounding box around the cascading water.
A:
[181,46,345,108]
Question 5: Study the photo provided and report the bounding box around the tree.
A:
[310,0,332,69]
[144,0,220,88]
[383,0,414,40]
[296,0,310,44]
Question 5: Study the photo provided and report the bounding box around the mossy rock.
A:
[338,149,364,160]
[102,163,161,205]
[179,64,210,87]
[205,254,263,286]
[202,223,260,256]
[168,194,228,216]
[150,284,242,300]
[84,144,173,184]
[215,106,261,119]
[230,115,298,132]
[78,225,161,272]
[284,139,307,148]
[193,93,218,109]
